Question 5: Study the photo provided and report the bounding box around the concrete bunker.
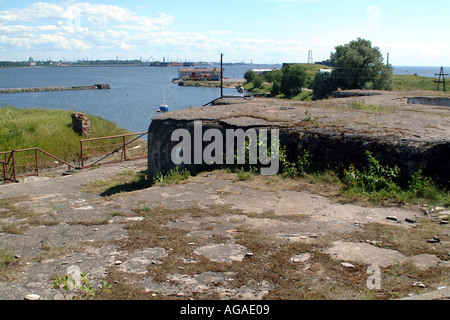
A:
[147,96,450,188]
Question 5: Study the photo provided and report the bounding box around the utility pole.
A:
[434,67,448,91]
[220,53,224,98]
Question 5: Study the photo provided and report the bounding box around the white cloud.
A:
[0,1,178,59]
[0,1,311,62]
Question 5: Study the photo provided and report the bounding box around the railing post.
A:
[11,150,17,182]
[2,153,6,182]
[35,148,39,177]
[123,136,127,161]
[80,140,84,168]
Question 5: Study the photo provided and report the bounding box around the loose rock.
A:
[341,262,355,268]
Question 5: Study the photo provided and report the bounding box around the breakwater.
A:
[0,83,110,94]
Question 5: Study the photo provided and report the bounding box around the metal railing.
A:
[1,132,148,183]
[79,132,147,168]
[1,148,76,183]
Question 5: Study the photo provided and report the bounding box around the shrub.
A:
[280,64,307,97]
[252,75,264,89]
[312,71,336,100]
[343,151,400,193]
[244,70,256,82]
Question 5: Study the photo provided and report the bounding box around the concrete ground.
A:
[0,158,448,300]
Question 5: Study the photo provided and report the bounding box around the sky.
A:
[0,0,449,66]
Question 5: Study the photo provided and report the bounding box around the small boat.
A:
[158,102,168,112]
[157,80,169,112]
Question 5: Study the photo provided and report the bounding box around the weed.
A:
[304,110,313,122]
[278,148,449,207]
[153,167,190,186]
[279,146,314,179]
[342,151,400,193]
[236,166,257,181]
[0,249,15,268]
[53,271,112,300]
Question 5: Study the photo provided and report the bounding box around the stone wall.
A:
[148,118,450,187]
[71,112,91,137]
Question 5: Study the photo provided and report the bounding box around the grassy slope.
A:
[0,106,130,161]
[392,74,439,91]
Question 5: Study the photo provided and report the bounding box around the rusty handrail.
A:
[1,132,147,183]
[80,132,147,143]
[80,132,147,168]
[1,148,76,182]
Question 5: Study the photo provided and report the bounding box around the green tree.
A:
[271,81,281,96]
[280,64,307,97]
[252,75,264,89]
[244,70,256,82]
[331,38,393,91]
[313,71,336,100]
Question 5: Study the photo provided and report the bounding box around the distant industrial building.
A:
[252,68,278,75]
[178,67,223,81]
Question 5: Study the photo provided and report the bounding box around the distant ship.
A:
[149,61,196,67]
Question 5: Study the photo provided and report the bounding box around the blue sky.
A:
[0,0,449,66]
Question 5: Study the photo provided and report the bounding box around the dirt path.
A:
[0,158,448,300]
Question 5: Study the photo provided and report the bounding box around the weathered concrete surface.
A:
[408,96,450,107]
[148,91,450,186]
[0,158,448,300]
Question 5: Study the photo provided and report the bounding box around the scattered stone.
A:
[290,253,312,264]
[341,262,355,268]
[115,260,123,265]
[405,218,416,224]
[427,237,440,243]
[24,294,41,300]
[74,206,94,210]
[412,281,426,288]
[439,219,449,225]
[245,252,254,257]
[125,217,145,222]
[386,216,398,222]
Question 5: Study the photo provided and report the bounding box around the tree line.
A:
[244,38,393,100]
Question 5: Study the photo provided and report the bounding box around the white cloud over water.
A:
[0,2,177,60]
[3,0,446,65]
[0,1,314,62]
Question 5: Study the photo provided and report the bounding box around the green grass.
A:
[0,106,130,161]
[392,75,438,91]
[293,91,314,101]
